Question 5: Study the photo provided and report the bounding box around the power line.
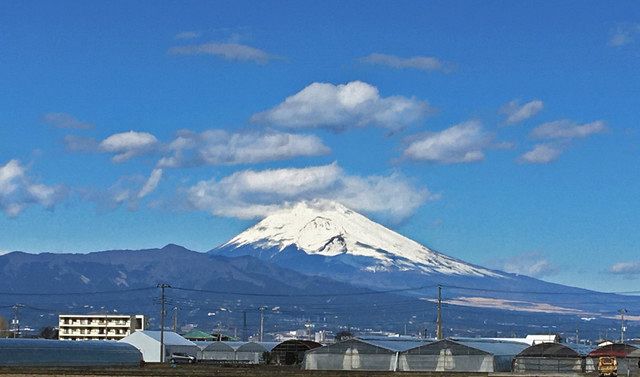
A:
[169,284,439,297]
[0,286,156,297]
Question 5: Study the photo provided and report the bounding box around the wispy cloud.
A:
[495,252,557,278]
[403,120,493,164]
[251,81,432,131]
[531,119,607,140]
[499,99,544,125]
[66,129,329,168]
[43,112,93,129]
[168,42,275,64]
[157,130,329,168]
[360,53,453,73]
[609,261,640,276]
[185,163,436,221]
[99,131,159,163]
[137,168,163,199]
[174,31,201,40]
[519,143,564,164]
[0,159,66,217]
[519,119,606,164]
[609,23,640,47]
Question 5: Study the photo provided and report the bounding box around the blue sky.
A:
[1,1,639,291]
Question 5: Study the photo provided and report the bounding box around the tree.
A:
[39,326,58,339]
[0,316,9,338]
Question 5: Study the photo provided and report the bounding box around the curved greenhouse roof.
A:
[518,342,593,358]
[0,339,142,367]
[589,343,638,358]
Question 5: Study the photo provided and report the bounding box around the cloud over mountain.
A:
[251,81,432,131]
[185,163,434,221]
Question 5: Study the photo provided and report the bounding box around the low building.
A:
[272,339,322,365]
[119,330,198,362]
[513,342,594,373]
[304,337,429,371]
[588,343,640,375]
[200,341,278,363]
[0,338,142,367]
[58,314,145,341]
[399,339,528,372]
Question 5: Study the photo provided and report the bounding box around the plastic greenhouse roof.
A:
[518,342,594,357]
[357,337,432,352]
[137,331,196,346]
[406,338,527,356]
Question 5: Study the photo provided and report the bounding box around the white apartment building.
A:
[58,314,145,341]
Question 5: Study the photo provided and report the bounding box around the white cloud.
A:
[138,168,163,199]
[519,143,563,164]
[99,131,159,163]
[609,23,640,47]
[499,99,544,125]
[168,42,274,64]
[64,135,99,152]
[609,261,640,275]
[251,81,432,131]
[403,120,492,164]
[499,253,557,278]
[158,130,329,168]
[174,31,201,40]
[531,120,607,140]
[360,53,452,73]
[185,163,434,221]
[0,159,65,217]
[43,112,93,129]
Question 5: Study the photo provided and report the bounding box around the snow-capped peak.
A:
[223,200,501,277]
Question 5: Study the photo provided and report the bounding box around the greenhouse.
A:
[272,339,322,365]
[588,343,640,375]
[119,330,198,362]
[399,339,528,372]
[303,337,428,371]
[513,342,593,373]
[0,338,142,367]
[200,341,278,363]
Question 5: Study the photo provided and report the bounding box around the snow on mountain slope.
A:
[222,200,502,277]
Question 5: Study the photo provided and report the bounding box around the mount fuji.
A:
[211,200,639,316]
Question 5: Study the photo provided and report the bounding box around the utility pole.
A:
[259,307,265,342]
[157,283,171,363]
[172,307,178,333]
[11,304,23,338]
[242,310,247,342]
[436,285,443,340]
[619,309,627,343]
